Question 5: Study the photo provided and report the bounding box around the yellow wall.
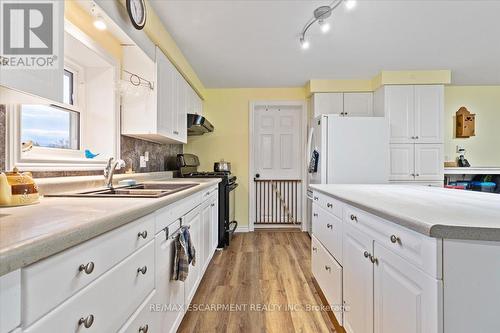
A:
[184,88,307,227]
[65,1,122,61]
[444,86,500,166]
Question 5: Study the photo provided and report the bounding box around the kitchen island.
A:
[309,184,500,333]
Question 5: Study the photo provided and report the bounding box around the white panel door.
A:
[386,86,415,143]
[253,104,302,179]
[313,93,343,117]
[414,144,443,181]
[154,231,185,333]
[0,0,64,103]
[389,144,415,181]
[374,243,442,333]
[414,85,443,143]
[343,223,374,333]
[343,93,374,117]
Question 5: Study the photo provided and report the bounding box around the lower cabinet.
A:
[342,223,374,333]
[184,208,202,306]
[119,291,158,333]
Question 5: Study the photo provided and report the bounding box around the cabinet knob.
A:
[370,255,379,265]
[211,203,215,207]
[313,196,319,201]
[313,213,318,217]
[327,203,333,208]
[79,262,95,275]
[139,324,149,333]
[390,234,401,244]
[137,266,148,275]
[350,214,357,222]
[137,230,148,239]
[411,173,415,177]
[324,265,331,272]
[363,251,370,258]
[327,223,333,229]
[173,130,179,135]
[78,314,94,328]
[415,173,420,177]
[312,247,317,253]
[415,136,419,139]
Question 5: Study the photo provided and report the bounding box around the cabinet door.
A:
[0,0,64,103]
[343,93,373,117]
[176,74,188,143]
[374,243,442,333]
[414,85,443,143]
[154,232,185,333]
[414,144,443,181]
[389,144,415,181]
[313,93,343,117]
[201,203,211,271]
[156,47,175,137]
[343,223,374,333]
[386,86,415,143]
[210,197,219,251]
[184,211,201,305]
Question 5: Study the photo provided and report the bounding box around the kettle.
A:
[0,167,40,207]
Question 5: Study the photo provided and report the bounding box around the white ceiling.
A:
[150,0,500,88]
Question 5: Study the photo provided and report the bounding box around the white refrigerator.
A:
[305,114,389,233]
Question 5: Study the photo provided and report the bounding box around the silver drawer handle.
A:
[139,324,149,333]
[313,196,319,201]
[363,251,370,258]
[78,314,94,328]
[137,266,148,275]
[324,265,331,272]
[312,247,317,253]
[350,214,357,222]
[327,223,333,229]
[137,230,148,239]
[390,234,401,244]
[79,262,95,274]
[327,203,333,208]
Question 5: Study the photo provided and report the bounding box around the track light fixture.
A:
[299,0,356,49]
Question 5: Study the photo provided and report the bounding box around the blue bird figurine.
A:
[85,149,100,159]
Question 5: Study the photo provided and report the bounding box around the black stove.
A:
[177,154,238,248]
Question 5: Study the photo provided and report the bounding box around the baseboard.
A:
[235,226,249,233]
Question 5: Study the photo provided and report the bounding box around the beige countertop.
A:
[310,184,500,241]
[0,176,221,276]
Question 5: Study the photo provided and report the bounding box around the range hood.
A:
[187,113,214,136]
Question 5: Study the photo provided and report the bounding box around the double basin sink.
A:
[46,183,199,198]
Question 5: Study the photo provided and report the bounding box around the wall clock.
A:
[126,0,147,30]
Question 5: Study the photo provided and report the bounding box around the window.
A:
[63,69,75,105]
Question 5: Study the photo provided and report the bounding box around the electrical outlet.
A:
[140,156,147,168]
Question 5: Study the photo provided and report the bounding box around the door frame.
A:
[248,100,307,232]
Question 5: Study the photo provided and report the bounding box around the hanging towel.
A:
[171,226,196,281]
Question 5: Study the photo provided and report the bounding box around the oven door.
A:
[225,182,238,245]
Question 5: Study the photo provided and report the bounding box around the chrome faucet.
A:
[104,157,125,189]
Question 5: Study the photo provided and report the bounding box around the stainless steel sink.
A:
[45,183,199,198]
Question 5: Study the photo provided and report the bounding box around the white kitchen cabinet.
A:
[343,223,374,333]
[0,270,20,333]
[0,0,64,103]
[389,144,415,181]
[154,220,185,333]
[343,93,374,117]
[415,144,444,181]
[374,243,441,333]
[201,202,212,271]
[184,208,202,306]
[122,46,190,144]
[384,85,443,144]
[312,93,343,117]
[312,204,343,263]
[414,85,443,143]
[386,86,415,143]
[211,196,219,251]
[119,291,158,333]
[390,144,443,181]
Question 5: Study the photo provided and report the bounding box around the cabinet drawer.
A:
[344,205,442,278]
[24,241,154,333]
[312,191,343,218]
[156,192,202,232]
[312,203,343,264]
[311,236,343,324]
[0,270,20,333]
[22,214,155,325]
[118,290,158,333]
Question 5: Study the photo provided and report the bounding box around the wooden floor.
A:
[178,230,336,333]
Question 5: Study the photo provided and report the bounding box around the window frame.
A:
[5,21,120,171]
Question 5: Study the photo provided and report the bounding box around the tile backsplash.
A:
[0,103,182,177]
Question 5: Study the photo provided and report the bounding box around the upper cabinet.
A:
[0,0,64,103]
[312,92,373,118]
[383,85,443,144]
[122,46,202,144]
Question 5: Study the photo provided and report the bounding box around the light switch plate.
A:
[140,156,147,168]
[144,151,149,162]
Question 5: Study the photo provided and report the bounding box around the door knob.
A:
[255,173,260,179]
